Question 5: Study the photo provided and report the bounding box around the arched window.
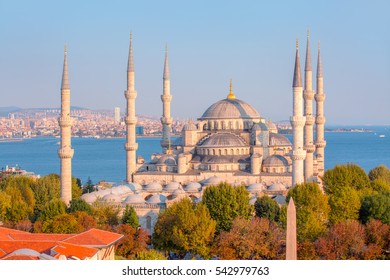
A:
[230,149,233,155]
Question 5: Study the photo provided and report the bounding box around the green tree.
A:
[122,205,139,228]
[368,165,390,185]
[286,182,330,241]
[38,199,67,222]
[68,198,93,215]
[2,185,35,223]
[153,198,216,259]
[254,195,280,222]
[92,200,121,228]
[135,250,167,260]
[360,191,390,225]
[202,182,253,232]
[42,213,83,233]
[0,191,12,221]
[82,177,95,194]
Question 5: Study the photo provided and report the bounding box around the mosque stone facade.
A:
[77,33,326,235]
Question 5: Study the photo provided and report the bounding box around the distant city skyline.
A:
[1,0,389,125]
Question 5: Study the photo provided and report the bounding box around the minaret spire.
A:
[315,42,326,177]
[58,44,74,205]
[303,31,315,181]
[124,33,138,183]
[161,44,173,153]
[290,39,306,187]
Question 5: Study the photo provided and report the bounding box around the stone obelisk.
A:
[58,45,74,205]
[286,197,297,260]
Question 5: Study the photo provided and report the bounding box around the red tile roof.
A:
[9,233,75,242]
[0,241,55,255]
[52,242,98,260]
[63,228,123,248]
[0,228,29,241]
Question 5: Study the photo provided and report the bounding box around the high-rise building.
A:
[114,107,121,124]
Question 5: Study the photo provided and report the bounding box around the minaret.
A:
[315,42,326,176]
[303,31,315,181]
[290,39,306,187]
[160,45,173,153]
[58,45,74,205]
[124,33,138,183]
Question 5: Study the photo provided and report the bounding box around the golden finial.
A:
[296,38,299,49]
[227,79,236,100]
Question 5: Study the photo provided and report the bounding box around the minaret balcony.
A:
[314,94,326,102]
[305,115,315,125]
[125,143,138,151]
[315,116,326,125]
[304,144,316,153]
[290,116,306,127]
[161,116,173,125]
[303,90,315,100]
[58,147,74,158]
[316,140,327,148]
[124,90,137,99]
[125,116,137,125]
[58,116,73,127]
[161,95,172,102]
[292,149,307,161]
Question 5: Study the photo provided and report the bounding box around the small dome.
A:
[201,133,246,147]
[183,122,197,131]
[94,189,111,198]
[157,155,177,165]
[200,98,260,120]
[269,133,292,146]
[146,194,167,204]
[203,176,223,186]
[263,155,290,167]
[173,187,186,198]
[126,182,142,191]
[144,182,163,192]
[102,193,122,203]
[164,181,182,192]
[184,182,202,193]
[273,194,287,205]
[249,196,257,205]
[268,183,287,192]
[251,122,268,131]
[81,193,97,204]
[247,183,265,193]
[124,194,145,204]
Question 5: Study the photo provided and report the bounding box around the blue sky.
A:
[0,0,389,125]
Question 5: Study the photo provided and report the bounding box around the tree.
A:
[91,200,121,228]
[42,213,83,233]
[153,198,216,259]
[213,217,285,260]
[1,185,34,223]
[202,182,253,232]
[328,186,361,224]
[82,177,95,194]
[362,219,390,260]
[122,205,139,228]
[368,165,390,185]
[115,224,149,259]
[68,198,93,215]
[72,211,97,231]
[254,195,280,222]
[360,191,390,225]
[135,250,167,260]
[285,182,330,241]
[316,220,366,260]
[38,199,67,222]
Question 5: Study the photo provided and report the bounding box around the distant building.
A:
[135,125,144,135]
[114,107,121,124]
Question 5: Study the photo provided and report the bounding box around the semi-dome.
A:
[102,193,121,203]
[263,155,290,167]
[269,133,292,146]
[164,181,182,192]
[201,133,246,147]
[146,194,167,204]
[157,155,176,165]
[184,182,202,193]
[268,183,287,192]
[173,187,186,198]
[124,193,145,204]
[144,182,163,192]
[200,98,260,120]
[247,183,265,193]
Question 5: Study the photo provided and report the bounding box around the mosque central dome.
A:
[200,98,260,120]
